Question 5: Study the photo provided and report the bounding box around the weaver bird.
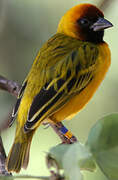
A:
[6,3,113,172]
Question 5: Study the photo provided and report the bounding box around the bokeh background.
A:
[0,0,117,179]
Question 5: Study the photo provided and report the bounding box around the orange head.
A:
[57,4,113,43]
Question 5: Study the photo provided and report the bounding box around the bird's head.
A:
[57,4,113,43]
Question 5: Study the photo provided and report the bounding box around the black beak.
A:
[90,17,113,32]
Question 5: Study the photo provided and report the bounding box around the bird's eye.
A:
[78,18,89,26]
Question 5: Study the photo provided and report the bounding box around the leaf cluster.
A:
[47,113,118,180]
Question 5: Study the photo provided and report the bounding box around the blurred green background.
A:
[0,0,117,179]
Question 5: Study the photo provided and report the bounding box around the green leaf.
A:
[86,113,118,180]
[48,142,96,180]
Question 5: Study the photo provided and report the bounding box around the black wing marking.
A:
[24,76,69,132]
[24,72,93,132]
[26,68,72,125]
[9,81,27,127]
[28,86,57,121]
[24,88,64,131]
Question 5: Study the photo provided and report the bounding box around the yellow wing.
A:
[24,42,98,131]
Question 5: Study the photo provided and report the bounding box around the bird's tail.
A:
[6,128,34,173]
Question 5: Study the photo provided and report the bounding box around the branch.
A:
[0,75,20,97]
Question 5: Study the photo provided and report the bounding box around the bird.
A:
[6,3,113,172]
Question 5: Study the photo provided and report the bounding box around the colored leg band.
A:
[60,126,73,139]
